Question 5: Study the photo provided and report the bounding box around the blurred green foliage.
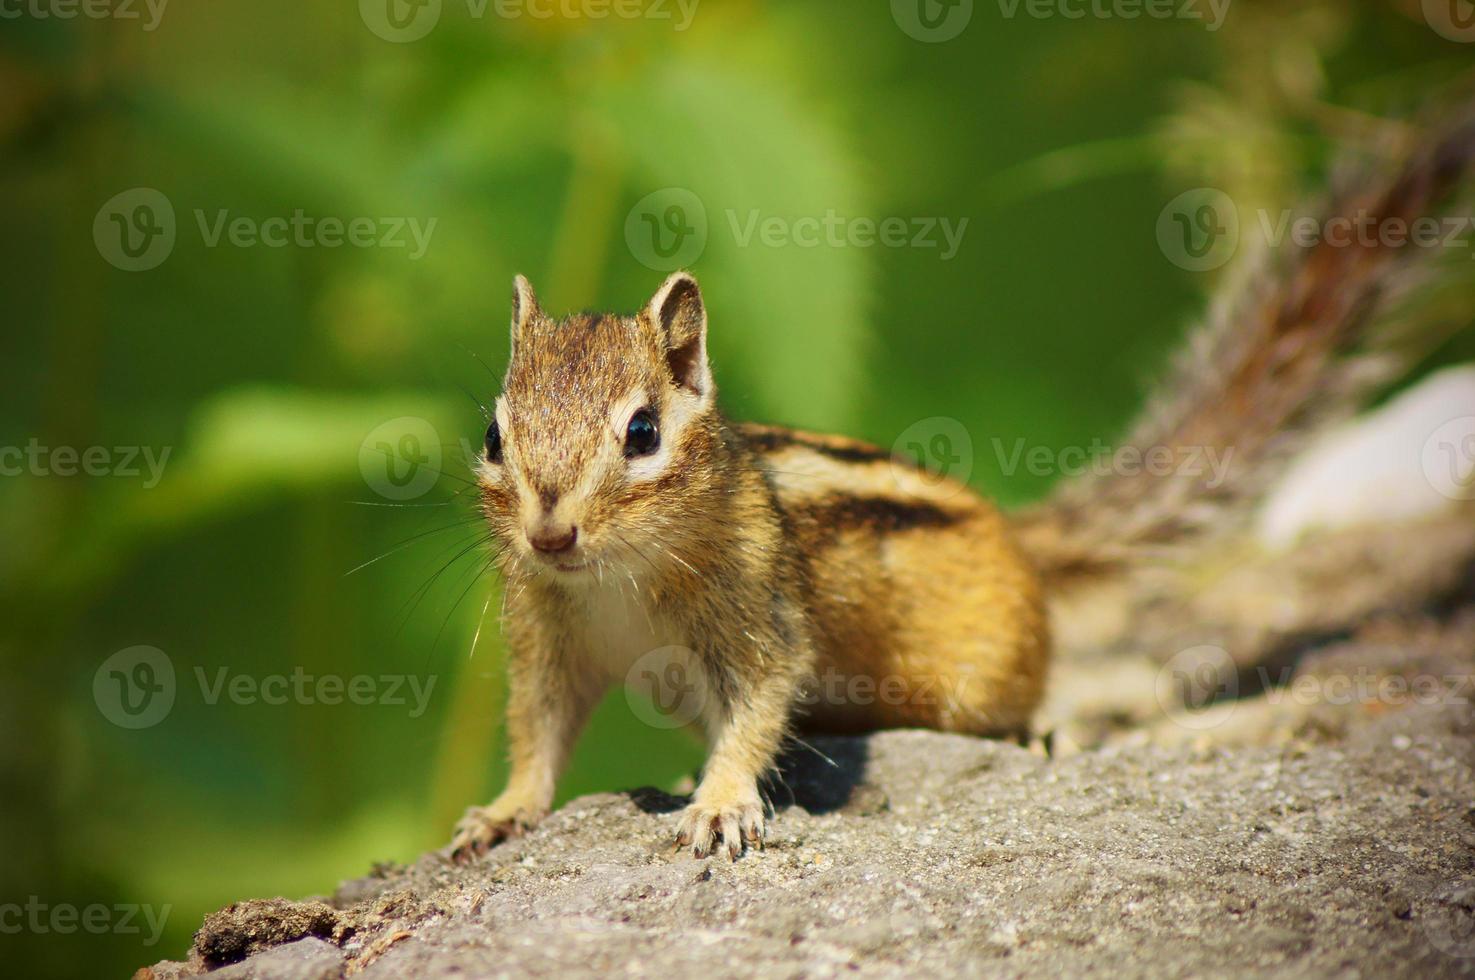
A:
[2,1,1472,975]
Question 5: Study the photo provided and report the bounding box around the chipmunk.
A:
[449,104,1475,862]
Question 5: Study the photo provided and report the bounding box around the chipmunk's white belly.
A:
[568,578,678,678]
[566,579,713,733]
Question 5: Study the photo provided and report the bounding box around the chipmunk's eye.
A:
[484,419,502,463]
[624,409,659,458]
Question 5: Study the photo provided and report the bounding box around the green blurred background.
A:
[3,0,1473,974]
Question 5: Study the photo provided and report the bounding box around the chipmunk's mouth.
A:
[533,553,592,574]
[524,548,593,576]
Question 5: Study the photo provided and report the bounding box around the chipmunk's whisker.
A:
[345,515,487,577]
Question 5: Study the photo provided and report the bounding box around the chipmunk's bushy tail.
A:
[1014,99,1475,588]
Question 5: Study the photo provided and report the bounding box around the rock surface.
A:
[139,613,1475,979]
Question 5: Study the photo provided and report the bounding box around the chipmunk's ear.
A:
[510,275,540,354]
[646,271,713,401]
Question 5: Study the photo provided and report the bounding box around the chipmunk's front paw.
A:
[449,805,538,864]
[675,796,766,860]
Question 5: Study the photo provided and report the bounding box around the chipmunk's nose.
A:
[527,522,577,555]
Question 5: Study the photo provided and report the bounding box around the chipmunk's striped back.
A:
[736,424,1048,737]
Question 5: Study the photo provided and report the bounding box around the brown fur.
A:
[450,275,1046,862]
[741,424,1048,737]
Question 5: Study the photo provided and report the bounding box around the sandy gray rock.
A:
[207,939,344,980]
[140,614,1475,980]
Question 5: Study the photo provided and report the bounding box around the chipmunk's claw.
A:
[675,799,765,860]
[448,806,528,864]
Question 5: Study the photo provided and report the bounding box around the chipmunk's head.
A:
[478,271,720,582]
